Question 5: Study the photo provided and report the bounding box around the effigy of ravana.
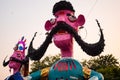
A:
[27,1,105,80]
[3,37,29,80]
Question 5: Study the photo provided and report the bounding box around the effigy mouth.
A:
[56,29,68,35]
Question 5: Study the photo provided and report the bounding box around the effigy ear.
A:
[76,14,85,26]
[45,20,53,31]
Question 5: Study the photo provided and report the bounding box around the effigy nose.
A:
[56,15,66,22]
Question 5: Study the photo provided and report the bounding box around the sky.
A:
[0,0,120,79]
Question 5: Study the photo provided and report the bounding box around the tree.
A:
[30,54,60,73]
[97,66,120,80]
[81,54,119,69]
[81,54,120,80]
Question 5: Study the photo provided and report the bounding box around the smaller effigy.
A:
[3,37,29,80]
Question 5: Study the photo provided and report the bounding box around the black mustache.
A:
[10,57,28,64]
[28,20,105,60]
[28,21,72,60]
[3,56,9,67]
[3,56,29,67]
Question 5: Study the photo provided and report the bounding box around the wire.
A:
[78,0,99,39]
[86,0,98,19]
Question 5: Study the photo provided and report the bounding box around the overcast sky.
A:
[0,0,120,79]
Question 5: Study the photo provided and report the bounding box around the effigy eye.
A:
[18,44,24,51]
[68,15,77,22]
[67,13,71,16]
[50,18,56,25]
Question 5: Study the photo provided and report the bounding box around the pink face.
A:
[8,37,26,71]
[45,10,85,57]
[9,51,25,70]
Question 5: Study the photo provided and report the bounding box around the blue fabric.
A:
[48,58,84,80]
[30,70,41,80]
[90,70,104,80]
[6,72,23,80]
[14,72,23,80]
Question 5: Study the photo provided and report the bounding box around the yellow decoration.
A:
[83,67,91,78]
[41,67,50,77]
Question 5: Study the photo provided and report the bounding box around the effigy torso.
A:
[49,58,84,80]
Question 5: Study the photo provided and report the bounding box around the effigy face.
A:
[45,9,85,57]
[9,37,26,69]
[9,50,25,69]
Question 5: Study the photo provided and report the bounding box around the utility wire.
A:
[79,0,99,40]
[86,0,98,19]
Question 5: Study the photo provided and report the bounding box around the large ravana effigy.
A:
[3,1,105,80]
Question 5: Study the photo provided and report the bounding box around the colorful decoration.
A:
[3,37,29,80]
[27,1,105,80]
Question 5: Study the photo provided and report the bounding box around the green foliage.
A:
[30,54,60,73]
[81,54,120,80]
[97,66,120,80]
